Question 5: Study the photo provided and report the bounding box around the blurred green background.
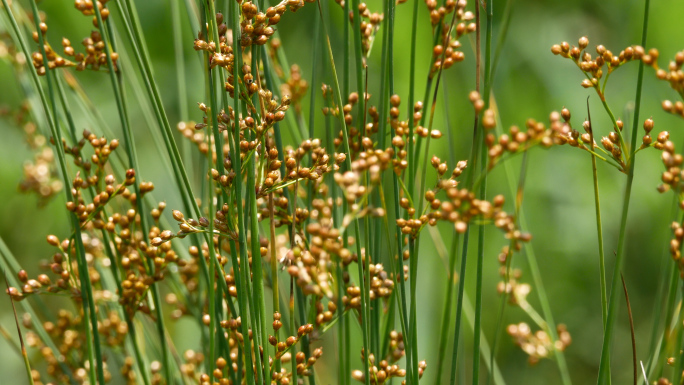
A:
[1,0,684,383]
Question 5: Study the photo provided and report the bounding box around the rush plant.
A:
[2,0,684,385]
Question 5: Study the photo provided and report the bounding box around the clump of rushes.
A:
[0,0,676,384]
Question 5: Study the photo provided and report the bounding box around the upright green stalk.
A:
[673,282,684,384]
[596,1,650,383]
[388,2,413,378]
[247,116,269,384]
[584,101,610,385]
[406,0,421,382]
[383,0,411,371]
[472,1,493,383]
[91,4,172,382]
[434,83,460,385]
[5,270,34,385]
[348,0,372,375]
[8,1,106,383]
[587,102,609,332]
[172,0,189,123]
[111,0,202,224]
[171,0,194,176]
[318,2,369,383]
[414,12,465,377]
[449,1,484,381]
[227,2,258,383]
[52,54,156,385]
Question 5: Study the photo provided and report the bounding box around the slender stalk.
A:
[91,4,173,383]
[511,207,573,384]
[585,98,611,383]
[52,46,156,384]
[373,0,396,363]
[171,0,194,178]
[674,283,684,385]
[318,2,370,383]
[227,2,257,383]
[112,0,203,224]
[248,122,269,384]
[487,153,529,385]
[473,1,493,383]
[384,1,412,382]
[4,271,35,385]
[435,234,461,385]
[620,274,637,385]
[587,97,610,383]
[21,1,105,383]
[433,82,460,385]
[450,1,485,381]
[596,1,650,383]
[586,101,609,332]
[405,0,421,381]
[172,0,189,123]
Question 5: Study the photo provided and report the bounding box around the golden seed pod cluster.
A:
[645,49,684,97]
[32,3,120,76]
[657,135,684,277]
[21,311,114,383]
[281,64,308,114]
[74,0,112,28]
[350,330,420,385]
[496,268,532,305]
[347,3,384,56]
[485,111,567,170]
[507,323,572,365]
[429,0,474,74]
[63,30,119,72]
[551,36,646,92]
[661,99,684,120]
[31,23,74,75]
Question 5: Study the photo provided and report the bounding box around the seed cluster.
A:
[428,0,475,75]
[32,1,121,76]
[1,103,64,204]
[507,323,572,365]
[649,50,684,97]
[551,36,647,96]
[350,330,418,384]
[656,136,684,276]
[74,0,112,28]
[484,105,568,170]
[347,3,383,57]
[22,311,115,383]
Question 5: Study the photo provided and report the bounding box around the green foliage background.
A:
[1,0,683,383]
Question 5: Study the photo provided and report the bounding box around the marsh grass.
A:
[3,0,684,385]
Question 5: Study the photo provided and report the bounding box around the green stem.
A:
[406,0,421,381]
[596,1,650,383]
[22,1,105,383]
[587,99,611,380]
[92,3,171,382]
[319,2,370,383]
[473,1,493,383]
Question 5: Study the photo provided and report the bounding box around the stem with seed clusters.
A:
[596,1,650,383]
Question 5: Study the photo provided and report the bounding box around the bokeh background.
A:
[1,0,683,383]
